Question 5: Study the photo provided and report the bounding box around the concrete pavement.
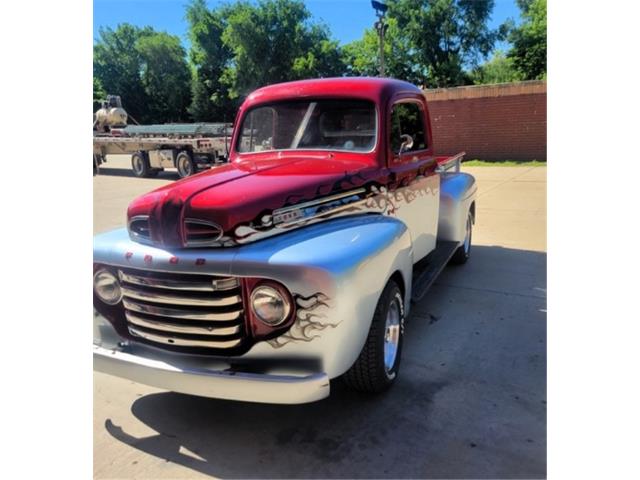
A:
[93,155,546,479]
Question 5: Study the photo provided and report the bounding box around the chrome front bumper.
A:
[93,345,330,404]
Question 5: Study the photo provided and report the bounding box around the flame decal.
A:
[267,292,340,348]
[213,173,438,246]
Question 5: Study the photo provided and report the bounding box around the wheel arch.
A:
[385,269,412,316]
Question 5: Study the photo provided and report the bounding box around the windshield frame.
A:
[233,97,380,156]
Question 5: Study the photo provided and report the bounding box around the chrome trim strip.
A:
[128,326,243,348]
[273,188,366,216]
[122,299,243,321]
[212,278,242,290]
[125,312,241,336]
[279,198,370,228]
[118,270,238,292]
[122,286,242,307]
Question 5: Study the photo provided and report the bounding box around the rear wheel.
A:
[131,152,151,178]
[343,279,405,393]
[450,210,473,265]
[176,151,196,178]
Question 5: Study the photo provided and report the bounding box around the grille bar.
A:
[129,326,243,349]
[122,298,242,322]
[125,312,241,336]
[122,285,242,307]
[119,271,216,291]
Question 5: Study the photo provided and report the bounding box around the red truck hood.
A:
[127,154,384,247]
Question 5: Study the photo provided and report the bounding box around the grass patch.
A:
[462,159,546,167]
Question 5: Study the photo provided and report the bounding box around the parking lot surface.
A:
[94,155,546,479]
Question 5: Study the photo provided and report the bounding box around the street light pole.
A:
[371,1,388,77]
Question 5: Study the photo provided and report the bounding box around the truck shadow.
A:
[101,244,547,479]
[95,167,181,180]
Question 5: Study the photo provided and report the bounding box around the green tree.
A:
[471,50,523,84]
[186,0,236,122]
[93,24,154,123]
[93,77,106,110]
[221,0,344,98]
[507,0,546,80]
[136,32,191,122]
[94,24,191,123]
[385,0,498,87]
[342,18,422,84]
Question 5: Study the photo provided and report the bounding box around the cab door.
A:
[387,98,439,263]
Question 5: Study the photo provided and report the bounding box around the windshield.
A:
[236,99,377,154]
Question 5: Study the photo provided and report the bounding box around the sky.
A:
[94,0,521,51]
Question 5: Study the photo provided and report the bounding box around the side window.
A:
[390,102,427,154]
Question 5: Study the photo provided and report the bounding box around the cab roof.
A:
[243,77,423,108]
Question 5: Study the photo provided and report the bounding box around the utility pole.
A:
[371,1,388,77]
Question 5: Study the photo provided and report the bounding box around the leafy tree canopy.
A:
[470,50,523,84]
[507,0,546,79]
[136,32,191,122]
[93,0,545,124]
[94,24,190,123]
[186,0,236,121]
[221,0,344,98]
[342,18,423,84]
[93,77,106,106]
[387,0,498,87]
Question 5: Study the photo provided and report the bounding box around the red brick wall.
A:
[424,81,547,161]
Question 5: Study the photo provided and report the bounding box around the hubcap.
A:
[384,298,401,376]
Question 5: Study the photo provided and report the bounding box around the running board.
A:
[411,241,459,302]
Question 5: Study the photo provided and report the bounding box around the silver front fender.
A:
[94,214,413,380]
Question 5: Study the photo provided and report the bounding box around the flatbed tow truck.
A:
[93,95,231,178]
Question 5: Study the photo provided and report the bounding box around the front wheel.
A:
[450,210,473,265]
[343,279,405,393]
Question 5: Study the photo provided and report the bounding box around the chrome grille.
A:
[118,268,245,350]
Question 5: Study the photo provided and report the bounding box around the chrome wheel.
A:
[344,280,404,393]
[384,296,401,377]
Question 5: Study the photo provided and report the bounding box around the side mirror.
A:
[398,134,413,155]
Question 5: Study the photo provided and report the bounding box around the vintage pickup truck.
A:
[93,77,477,404]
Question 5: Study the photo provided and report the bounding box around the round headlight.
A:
[250,285,291,326]
[93,269,122,305]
